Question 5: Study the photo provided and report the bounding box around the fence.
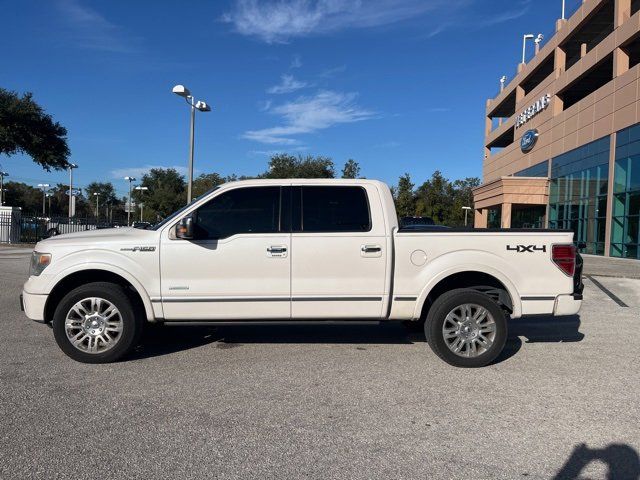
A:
[0,210,130,244]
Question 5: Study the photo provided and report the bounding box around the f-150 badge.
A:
[506,245,546,253]
[120,246,156,252]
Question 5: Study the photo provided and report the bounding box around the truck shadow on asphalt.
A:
[553,442,639,480]
[130,314,584,363]
[494,314,584,364]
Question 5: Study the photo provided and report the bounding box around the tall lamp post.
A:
[462,206,472,227]
[37,184,50,215]
[172,84,211,204]
[46,193,53,216]
[93,192,100,221]
[521,33,534,64]
[0,171,8,206]
[67,163,78,218]
[134,186,149,222]
[124,176,136,226]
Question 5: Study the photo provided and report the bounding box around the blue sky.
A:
[1,0,579,197]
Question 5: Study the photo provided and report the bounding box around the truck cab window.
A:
[301,186,371,232]
[194,186,280,239]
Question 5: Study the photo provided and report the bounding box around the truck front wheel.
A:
[425,288,507,368]
[52,282,143,363]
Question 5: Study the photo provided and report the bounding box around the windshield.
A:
[151,187,220,230]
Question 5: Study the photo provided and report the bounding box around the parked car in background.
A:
[22,179,583,368]
[401,216,435,227]
[131,221,152,229]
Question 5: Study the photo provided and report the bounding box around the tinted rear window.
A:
[301,186,371,232]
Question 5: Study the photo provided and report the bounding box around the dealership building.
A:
[473,0,640,259]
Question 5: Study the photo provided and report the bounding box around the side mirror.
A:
[175,216,194,240]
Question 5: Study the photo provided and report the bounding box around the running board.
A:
[161,320,384,327]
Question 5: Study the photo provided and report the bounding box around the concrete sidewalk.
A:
[582,253,640,279]
[0,245,34,257]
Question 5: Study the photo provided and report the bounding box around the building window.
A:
[511,205,546,228]
[611,124,640,258]
[515,160,549,177]
[548,136,610,255]
[487,206,502,228]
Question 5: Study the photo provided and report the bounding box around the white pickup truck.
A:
[21,179,583,367]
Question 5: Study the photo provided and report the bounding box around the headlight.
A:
[30,252,52,276]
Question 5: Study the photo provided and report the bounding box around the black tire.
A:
[52,282,143,363]
[44,227,59,238]
[425,288,507,368]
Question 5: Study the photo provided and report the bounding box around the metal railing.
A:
[0,212,130,244]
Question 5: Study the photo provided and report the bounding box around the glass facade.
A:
[514,160,549,177]
[611,124,640,258]
[548,136,609,255]
[487,205,502,228]
[511,205,546,228]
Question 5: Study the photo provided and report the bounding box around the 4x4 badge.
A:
[506,245,546,253]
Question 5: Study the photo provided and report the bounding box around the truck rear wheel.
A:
[52,282,143,364]
[425,288,507,368]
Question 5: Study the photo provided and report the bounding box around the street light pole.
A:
[134,186,149,223]
[124,177,136,226]
[0,171,8,206]
[172,84,211,204]
[67,163,78,218]
[188,101,195,203]
[37,184,50,215]
[93,192,100,221]
[462,206,472,227]
[522,34,534,64]
[46,193,52,216]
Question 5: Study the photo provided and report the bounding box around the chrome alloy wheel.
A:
[442,303,497,358]
[64,297,123,354]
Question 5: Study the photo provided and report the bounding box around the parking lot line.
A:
[585,275,629,307]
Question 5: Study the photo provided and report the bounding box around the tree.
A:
[262,154,335,178]
[137,168,186,219]
[415,171,453,223]
[0,88,70,170]
[450,177,481,226]
[341,159,360,179]
[394,173,415,218]
[85,182,118,217]
[192,172,228,197]
[4,181,41,212]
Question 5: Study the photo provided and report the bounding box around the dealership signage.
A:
[516,93,551,128]
[520,129,539,152]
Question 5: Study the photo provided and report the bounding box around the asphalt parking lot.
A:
[1,249,639,479]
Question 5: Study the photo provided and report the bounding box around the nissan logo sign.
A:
[520,129,539,152]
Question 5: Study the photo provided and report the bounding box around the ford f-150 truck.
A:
[21,179,583,367]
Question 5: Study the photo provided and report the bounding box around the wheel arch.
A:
[44,268,154,324]
[416,269,520,321]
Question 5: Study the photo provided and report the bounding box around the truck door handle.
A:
[267,245,288,257]
[361,245,382,253]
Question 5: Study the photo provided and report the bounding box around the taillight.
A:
[552,244,576,276]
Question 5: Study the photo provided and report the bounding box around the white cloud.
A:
[55,0,138,53]
[243,90,376,145]
[110,165,188,179]
[267,74,308,94]
[250,146,309,156]
[290,55,302,69]
[222,0,464,44]
[319,65,347,78]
